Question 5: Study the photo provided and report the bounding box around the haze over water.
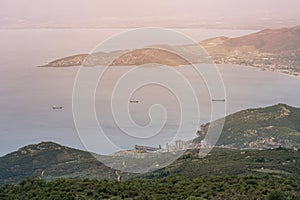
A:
[1,29,300,155]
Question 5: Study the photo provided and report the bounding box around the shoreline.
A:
[38,61,300,79]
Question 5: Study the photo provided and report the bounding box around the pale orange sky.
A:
[0,0,299,28]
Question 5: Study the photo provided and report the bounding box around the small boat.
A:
[212,99,225,102]
[52,106,63,110]
[129,100,139,103]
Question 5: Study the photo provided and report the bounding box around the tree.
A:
[267,191,287,200]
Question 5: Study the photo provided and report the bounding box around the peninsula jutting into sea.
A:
[40,26,300,77]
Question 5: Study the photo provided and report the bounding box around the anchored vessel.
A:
[212,99,225,102]
[52,106,63,110]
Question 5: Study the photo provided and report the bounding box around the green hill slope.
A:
[194,104,300,149]
[0,142,130,184]
[145,148,300,179]
[1,143,299,184]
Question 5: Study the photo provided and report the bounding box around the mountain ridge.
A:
[201,26,300,76]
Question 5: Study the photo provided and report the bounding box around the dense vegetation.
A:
[0,175,299,200]
[144,148,300,179]
[1,147,299,199]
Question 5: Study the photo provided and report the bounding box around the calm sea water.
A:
[0,29,299,155]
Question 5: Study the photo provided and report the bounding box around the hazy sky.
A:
[0,0,300,28]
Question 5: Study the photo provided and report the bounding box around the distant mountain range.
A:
[1,104,300,184]
[39,26,300,76]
